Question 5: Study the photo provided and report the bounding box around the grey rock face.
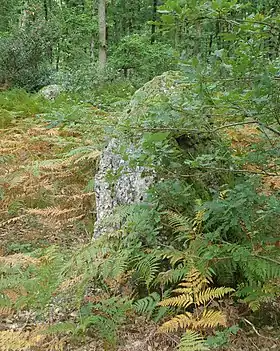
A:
[94,139,155,238]
[93,71,207,238]
[39,84,63,100]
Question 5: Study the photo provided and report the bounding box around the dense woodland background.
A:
[1,1,280,350]
[1,0,279,92]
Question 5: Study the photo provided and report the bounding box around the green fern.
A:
[179,330,209,351]
[154,265,190,286]
[160,248,190,266]
[134,254,160,287]
[134,292,170,322]
[166,211,192,234]
[134,292,161,317]
[79,297,132,346]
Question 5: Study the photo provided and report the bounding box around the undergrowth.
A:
[0,75,280,351]
[0,89,118,250]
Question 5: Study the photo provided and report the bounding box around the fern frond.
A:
[160,249,187,266]
[166,211,192,233]
[134,292,161,316]
[159,313,193,332]
[191,210,205,233]
[154,265,189,286]
[73,150,100,164]
[101,250,130,279]
[27,206,78,219]
[244,258,280,282]
[248,299,261,312]
[0,306,14,318]
[44,322,76,334]
[0,254,40,268]
[158,294,193,308]
[160,309,226,332]
[196,309,227,329]
[194,287,234,306]
[179,330,209,351]
[134,255,160,287]
[179,268,211,291]
[0,215,28,228]
[173,287,193,295]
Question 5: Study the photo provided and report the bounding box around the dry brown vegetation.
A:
[0,115,102,251]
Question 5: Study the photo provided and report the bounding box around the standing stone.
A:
[93,71,211,238]
[94,139,155,238]
[39,85,63,100]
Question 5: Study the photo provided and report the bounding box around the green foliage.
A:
[179,330,209,351]
[6,242,34,254]
[206,325,240,349]
[0,89,47,117]
[1,0,280,349]
[134,292,169,322]
[110,34,176,85]
[0,109,13,128]
[0,26,54,91]
[0,246,64,311]
[78,297,132,346]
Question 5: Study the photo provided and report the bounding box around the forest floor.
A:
[0,93,280,351]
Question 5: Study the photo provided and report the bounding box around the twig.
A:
[162,331,180,345]
[211,121,259,133]
[258,121,280,136]
[249,338,261,351]
[253,254,280,266]
[257,124,276,147]
[242,318,263,337]
[242,318,274,341]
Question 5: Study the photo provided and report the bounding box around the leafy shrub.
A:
[0,25,54,91]
[53,66,135,110]
[110,34,177,86]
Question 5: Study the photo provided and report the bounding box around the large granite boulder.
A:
[39,84,63,100]
[93,71,211,237]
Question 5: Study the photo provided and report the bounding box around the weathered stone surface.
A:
[123,70,184,127]
[39,84,63,100]
[93,71,209,238]
[94,139,155,238]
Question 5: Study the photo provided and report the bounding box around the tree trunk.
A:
[98,0,107,69]
[90,0,96,63]
[151,0,157,44]
[43,0,48,21]
[19,0,29,29]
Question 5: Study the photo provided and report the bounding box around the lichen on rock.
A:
[93,71,212,238]
[39,84,63,100]
[94,139,155,238]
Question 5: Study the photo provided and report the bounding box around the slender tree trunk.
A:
[98,0,107,69]
[90,38,95,63]
[43,0,48,21]
[90,0,96,63]
[56,42,60,70]
[19,0,29,29]
[151,0,157,44]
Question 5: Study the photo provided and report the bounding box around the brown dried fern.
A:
[159,267,234,333]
